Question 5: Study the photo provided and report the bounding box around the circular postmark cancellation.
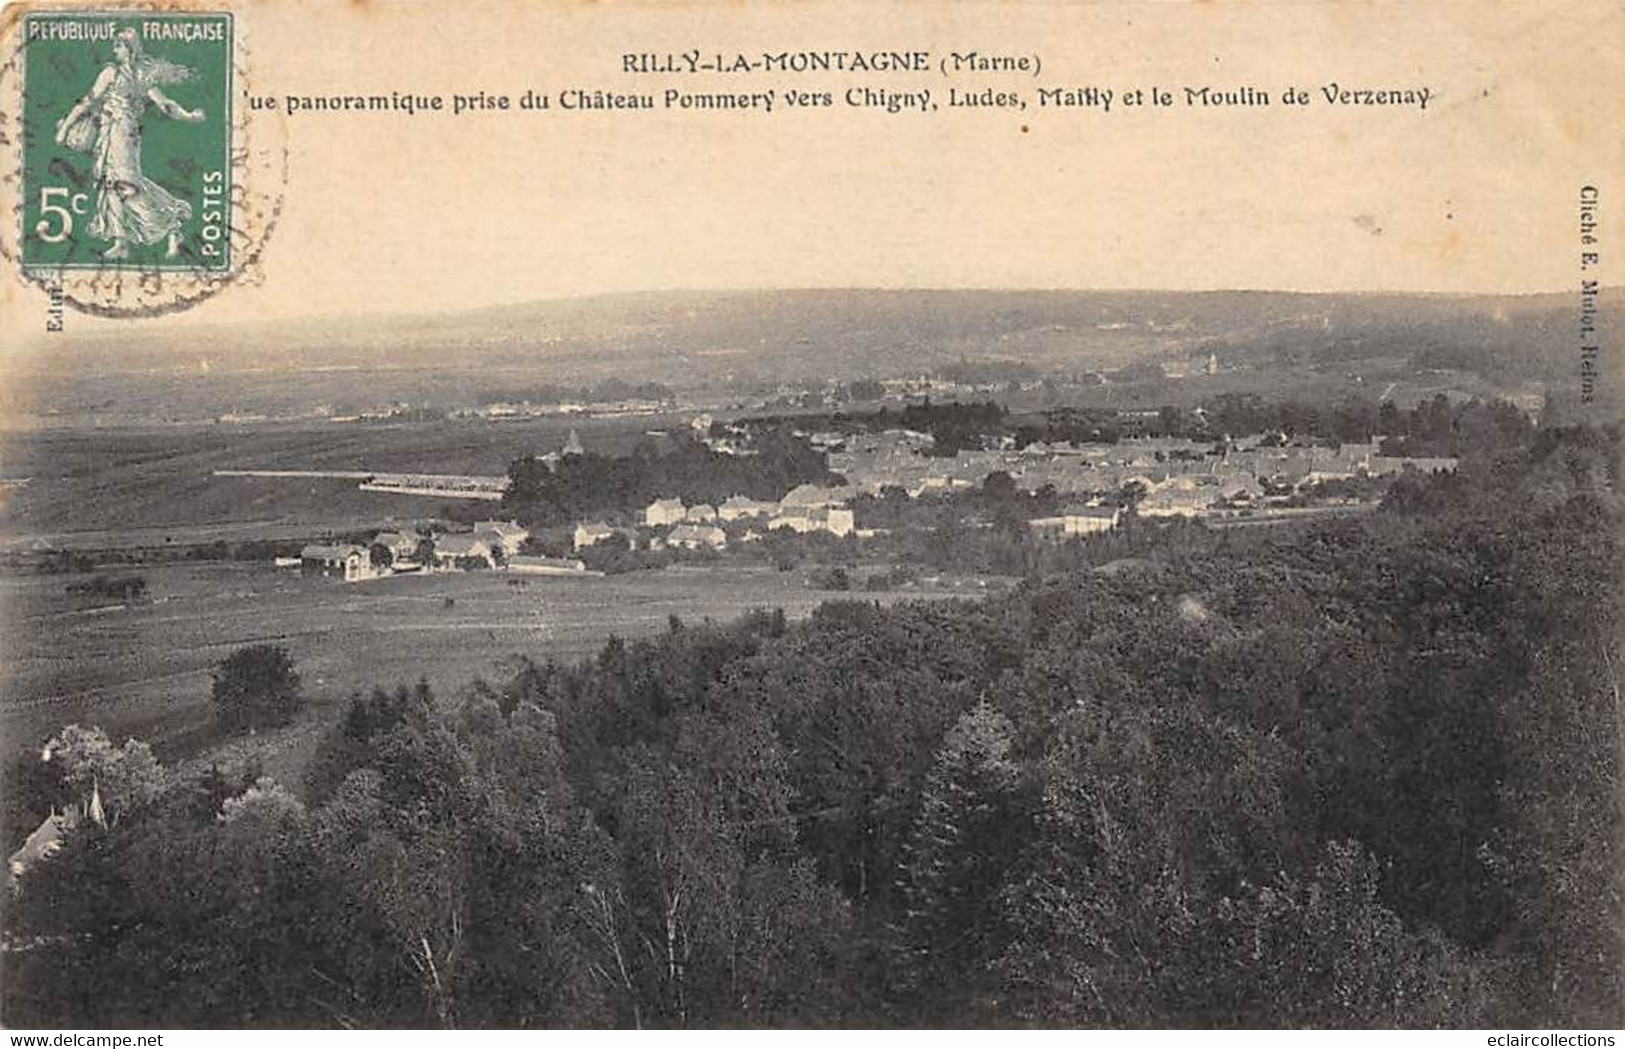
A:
[0,3,286,319]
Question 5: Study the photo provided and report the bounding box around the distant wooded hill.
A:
[6,288,1610,425]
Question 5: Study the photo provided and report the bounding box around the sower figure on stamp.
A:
[54,28,204,260]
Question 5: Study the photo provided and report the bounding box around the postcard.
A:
[0,0,1619,1033]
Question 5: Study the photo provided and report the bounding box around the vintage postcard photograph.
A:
[0,0,1620,1034]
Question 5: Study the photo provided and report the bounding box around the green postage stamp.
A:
[20,11,233,272]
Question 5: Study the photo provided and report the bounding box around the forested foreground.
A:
[4,428,1620,1028]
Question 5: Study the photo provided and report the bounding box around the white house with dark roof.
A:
[573,521,616,550]
[301,544,375,582]
[645,498,687,527]
[1137,489,1210,518]
[1060,506,1121,534]
[1030,506,1123,539]
[373,531,422,564]
[768,505,855,537]
[8,813,67,890]
[719,495,776,521]
[431,534,494,570]
[779,483,840,509]
[474,520,530,556]
[668,523,727,550]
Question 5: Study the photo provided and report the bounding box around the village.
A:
[822,427,1457,518]
[284,418,1460,583]
[291,478,863,584]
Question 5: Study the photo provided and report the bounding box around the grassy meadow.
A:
[0,416,679,549]
[0,560,984,780]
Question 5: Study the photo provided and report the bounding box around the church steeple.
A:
[88,777,107,829]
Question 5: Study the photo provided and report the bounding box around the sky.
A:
[0,0,1621,348]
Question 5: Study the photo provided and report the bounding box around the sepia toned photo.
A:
[0,0,1619,1033]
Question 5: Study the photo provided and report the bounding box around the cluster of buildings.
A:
[297,519,590,582]
[291,424,1462,583]
[826,430,1458,522]
[1027,505,1123,539]
[553,426,1458,558]
[457,398,670,420]
[570,483,858,555]
[694,418,760,457]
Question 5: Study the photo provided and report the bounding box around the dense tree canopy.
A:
[212,645,303,733]
[502,432,837,527]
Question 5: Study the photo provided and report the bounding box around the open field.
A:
[0,561,993,766]
[0,416,684,549]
